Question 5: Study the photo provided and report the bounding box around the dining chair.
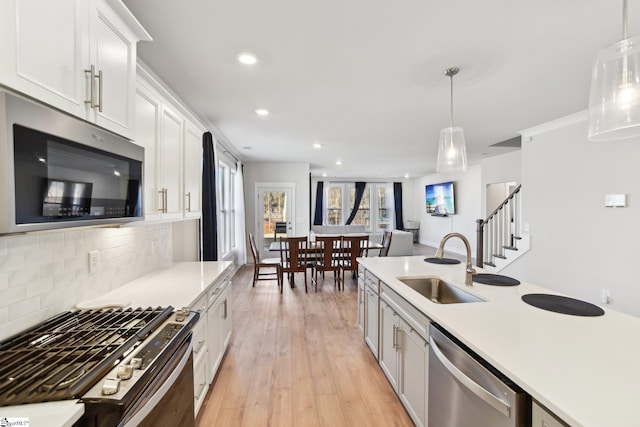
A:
[279,236,312,292]
[311,235,342,291]
[338,235,369,290]
[248,233,282,292]
[379,230,393,257]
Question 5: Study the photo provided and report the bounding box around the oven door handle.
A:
[121,339,194,427]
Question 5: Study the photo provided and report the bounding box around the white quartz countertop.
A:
[0,400,83,427]
[77,261,233,309]
[358,255,640,427]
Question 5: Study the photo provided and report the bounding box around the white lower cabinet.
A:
[379,282,429,427]
[357,275,365,336]
[207,275,232,381]
[364,284,379,357]
[189,268,233,416]
[191,315,209,416]
[532,401,569,427]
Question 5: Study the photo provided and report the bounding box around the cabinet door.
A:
[159,104,184,219]
[399,324,428,427]
[89,0,137,138]
[364,287,379,357]
[183,121,202,218]
[379,300,399,392]
[220,282,232,349]
[357,280,365,336]
[207,298,223,383]
[134,84,162,220]
[0,0,88,117]
[532,402,569,427]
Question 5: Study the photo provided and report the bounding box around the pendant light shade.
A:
[436,67,467,173]
[437,126,467,173]
[588,0,640,140]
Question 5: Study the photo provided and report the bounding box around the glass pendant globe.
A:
[436,127,467,173]
[588,36,640,140]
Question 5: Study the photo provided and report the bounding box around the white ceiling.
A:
[123,0,638,178]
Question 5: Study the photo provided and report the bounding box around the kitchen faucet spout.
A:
[435,232,476,286]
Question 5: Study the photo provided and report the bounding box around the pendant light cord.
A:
[623,0,628,40]
[449,74,454,128]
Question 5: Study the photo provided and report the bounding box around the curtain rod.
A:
[217,141,240,163]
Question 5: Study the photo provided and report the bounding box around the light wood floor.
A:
[196,266,414,427]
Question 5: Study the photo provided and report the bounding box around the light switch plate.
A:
[605,194,626,208]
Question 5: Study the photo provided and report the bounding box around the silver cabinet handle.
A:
[158,189,165,213]
[392,324,397,349]
[97,69,103,112]
[194,381,206,399]
[194,339,205,355]
[396,326,402,351]
[222,299,228,319]
[430,337,511,417]
[186,192,191,212]
[84,65,96,108]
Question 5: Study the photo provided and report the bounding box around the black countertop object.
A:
[473,273,520,286]
[522,294,605,317]
[424,257,461,265]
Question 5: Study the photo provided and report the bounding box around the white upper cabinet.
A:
[183,121,202,218]
[0,0,150,139]
[159,103,184,219]
[136,66,205,222]
[134,82,162,220]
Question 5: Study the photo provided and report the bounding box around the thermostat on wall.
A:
[605,194,626,208]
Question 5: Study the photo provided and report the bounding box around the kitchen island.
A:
[358,255,640,427]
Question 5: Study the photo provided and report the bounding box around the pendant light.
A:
[588,0,640,140]
[436,67,468,173]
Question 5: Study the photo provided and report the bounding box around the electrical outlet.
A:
[88,251,99,274]
[600,289,611,304]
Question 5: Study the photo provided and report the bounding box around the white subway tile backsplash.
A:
[0,251,24,273]
[8,268,39,288]
[6,235,38,252]
[9,296,40,319]
[0,223,173,341]
[0,286,26,307]
[26,277,54,298]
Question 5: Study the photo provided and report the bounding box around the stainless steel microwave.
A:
[0,90,144,234]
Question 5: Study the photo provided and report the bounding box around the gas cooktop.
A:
[0,307,173,406]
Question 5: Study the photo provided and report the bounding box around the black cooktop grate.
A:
[0,306,173,406]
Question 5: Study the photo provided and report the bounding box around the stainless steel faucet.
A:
[435,232,476,286]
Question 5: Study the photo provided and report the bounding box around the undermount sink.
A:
[397,276,485,304]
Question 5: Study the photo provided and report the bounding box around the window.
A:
[349,187,370,227]
[327,186,342,225]
[323,183,393,230]
[218,162,237,255]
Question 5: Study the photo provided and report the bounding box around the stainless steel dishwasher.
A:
[429,324,530,427]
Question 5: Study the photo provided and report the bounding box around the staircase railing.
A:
[476,185,522,268]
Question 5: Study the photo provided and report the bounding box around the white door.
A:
[256,184,294,260]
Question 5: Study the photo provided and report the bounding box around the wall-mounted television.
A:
[425,181,455,216]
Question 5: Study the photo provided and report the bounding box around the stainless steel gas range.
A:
[0,306,198,427]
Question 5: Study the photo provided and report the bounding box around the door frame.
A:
[254,182,296,259]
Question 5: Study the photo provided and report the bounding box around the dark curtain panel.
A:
[345,181,366,225]
[313,181,324,225]
[202,132,218,260]
[393,182,404,230]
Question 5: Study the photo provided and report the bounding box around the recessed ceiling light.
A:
[255,108,270,116]
[237,52,259,65]
[312,143,323,149]
[335,160,342,166]
[404,173,410,178]
[322,173,327,177]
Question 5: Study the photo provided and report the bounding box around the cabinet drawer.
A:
[193,353,209,416]
[365,272,380,294]
[192,318,207,363]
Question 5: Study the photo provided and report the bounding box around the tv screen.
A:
[425,181,455,216]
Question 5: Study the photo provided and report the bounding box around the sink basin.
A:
[397,277,485,304]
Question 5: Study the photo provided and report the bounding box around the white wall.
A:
[0,223,172,340]
[480,150,521,216]
[412,165,482,257]
[244,161,310,241]
[503,113,640,317]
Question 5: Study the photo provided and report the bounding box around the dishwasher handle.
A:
[430,336,511,418]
